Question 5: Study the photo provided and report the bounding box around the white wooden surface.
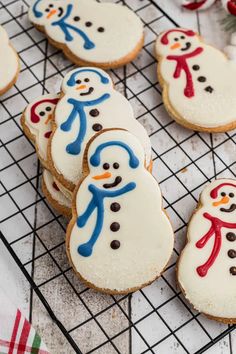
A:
[0,0,235,353]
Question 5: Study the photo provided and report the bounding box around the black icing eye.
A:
[174,37,179,41]
[76,79,82,84]
[181,35,185,39]
[229,193,235,198]
[84,78,90,82]
[103,163,110,170]
[74,16,80,21]
[49,3,54,7]
[98,27,105,33]
[46,106,52,112]
[45,8,50,12]
[85,21,92,27]
[113,163,119,169]
[221,192,226,197]
[39,111,45,116]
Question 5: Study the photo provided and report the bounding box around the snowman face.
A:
[63,68,112,100]
[30,97,59,138]
[157,30,200,57]
[33,0,67,23]
[210,186,236,214]
[87,130,145,190]
[89,147,136,190]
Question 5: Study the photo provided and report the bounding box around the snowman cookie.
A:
[42,169,71,217]
[66,129,174,294]
[48,67,152,192]
[178,179,236,323]
[0,25,19,95]
[28,0,143,69]
[21,94,60,169]
[155,28,236,132]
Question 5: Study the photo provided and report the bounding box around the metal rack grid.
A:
[0,0,235,353]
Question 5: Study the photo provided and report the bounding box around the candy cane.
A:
[222,0,236,15]
[176,0,216,11]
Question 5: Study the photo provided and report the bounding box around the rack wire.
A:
[0,0,235,353]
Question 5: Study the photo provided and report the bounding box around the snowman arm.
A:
[60,99,78,132]
[195,225,214,248]
[77,197,96,228]
[84,93,111,107]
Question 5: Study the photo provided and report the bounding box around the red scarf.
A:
[196,212,236,277]
[167,47,203,98]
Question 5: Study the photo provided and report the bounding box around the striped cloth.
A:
[0,288,49,354]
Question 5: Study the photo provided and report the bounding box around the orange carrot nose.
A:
[47,9,57,19]
[93,172,111,180]
[170,42,181,50]
[76,85,87,90]
[44,114,52,125]
[212,196,229,207]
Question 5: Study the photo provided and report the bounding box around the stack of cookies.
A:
[21,67,175,294]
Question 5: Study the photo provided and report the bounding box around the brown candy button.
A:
[110,222,120,232]
[110,202,121,212]
[229,266,236,275]
[92,123,102,132]
[198,76,206,82]
[228,249,236,258]
[110,240,120,249]
[89,109,99,117]
[226,232,236,242]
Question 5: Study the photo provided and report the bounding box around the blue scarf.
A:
[77,183,136,257]
[52,4,95,49]
[60,94,110,155]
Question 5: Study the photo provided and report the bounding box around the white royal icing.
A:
[178,179,236,320]
[24,94,60,164]
[43,169,71,208]
[68,129,174,293]
[0,25,19,93]
[156,28,236,129]
[28,0,143,64]
[50,67,152,186]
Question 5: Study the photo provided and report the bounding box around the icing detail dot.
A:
[92,123,102,132]
[205,86,214,93]
[110,202,121,212]
[221,192,226,197]
[103,163,110,170]
[85,21,92,27]
[198,76,206,83]
[46,106,52,111]
[226,232,236,242]
[229,193,235,198]
[229,266,236,275]
[228,249,236,258]
[89,109,99,117]
[192,65,200,71]
[98,27,105,33]
[110,222,120,232]
[74,16,80,21]
[84,78,90,82]
[113,163,119,169]
[39,111,45,116]
[110,240,120,250]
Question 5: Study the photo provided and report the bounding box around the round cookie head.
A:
[87,129,144,189]
[31,0,66,23]
[62,67,112,99]
[156,29,200,57]
[200,179,236,215]
[30,97,59,125]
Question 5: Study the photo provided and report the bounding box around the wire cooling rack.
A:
[0,0,235,353]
